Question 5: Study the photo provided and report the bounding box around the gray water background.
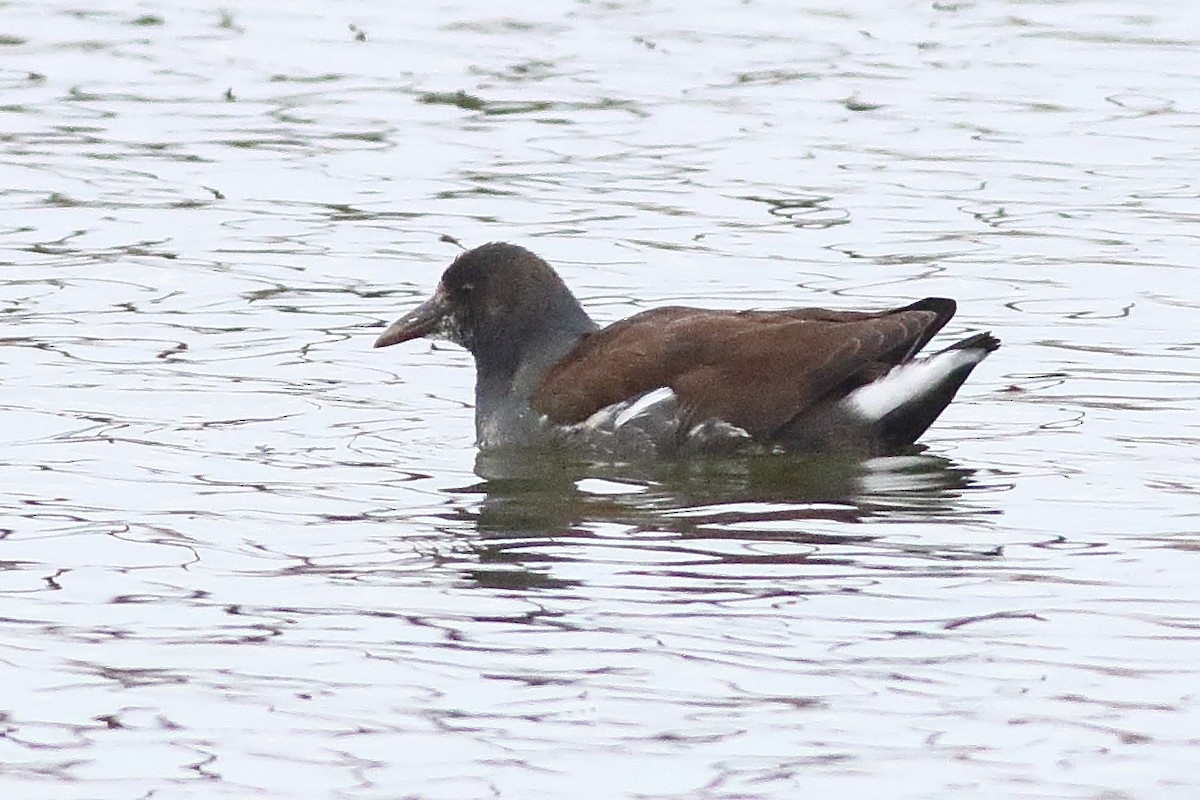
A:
[1,1,1198,798]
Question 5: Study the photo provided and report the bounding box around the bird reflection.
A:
[445,448,991,591]
[467,448,978,528]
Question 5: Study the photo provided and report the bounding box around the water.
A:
[2,1,1198,798]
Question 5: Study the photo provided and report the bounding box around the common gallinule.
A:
[375,243,999,455]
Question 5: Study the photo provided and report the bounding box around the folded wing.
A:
[531,299,956,437]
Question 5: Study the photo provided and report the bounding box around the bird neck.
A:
[472,304,598,446]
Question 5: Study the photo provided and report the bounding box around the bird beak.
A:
[373,285,451,348]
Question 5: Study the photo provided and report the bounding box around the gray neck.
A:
[472,318,596,448]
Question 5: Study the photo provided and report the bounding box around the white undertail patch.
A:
[844,347,988,423]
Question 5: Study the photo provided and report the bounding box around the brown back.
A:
[531,300,955,437]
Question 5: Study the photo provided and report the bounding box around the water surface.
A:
[2,1,1198,798]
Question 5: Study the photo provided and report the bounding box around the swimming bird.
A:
[374,243,999,455]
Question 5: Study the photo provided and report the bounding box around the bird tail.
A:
[844,332,1000,449]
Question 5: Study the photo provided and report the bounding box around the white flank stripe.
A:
[614,387,677,429]
[580,404,620,430]
[844,348,985,422]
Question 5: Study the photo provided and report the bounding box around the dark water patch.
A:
[417,89,646,119]
[269,72,346,84]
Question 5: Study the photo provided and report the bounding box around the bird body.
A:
[375,243,998,456]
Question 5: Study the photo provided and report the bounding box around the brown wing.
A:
[530,299,955,437]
